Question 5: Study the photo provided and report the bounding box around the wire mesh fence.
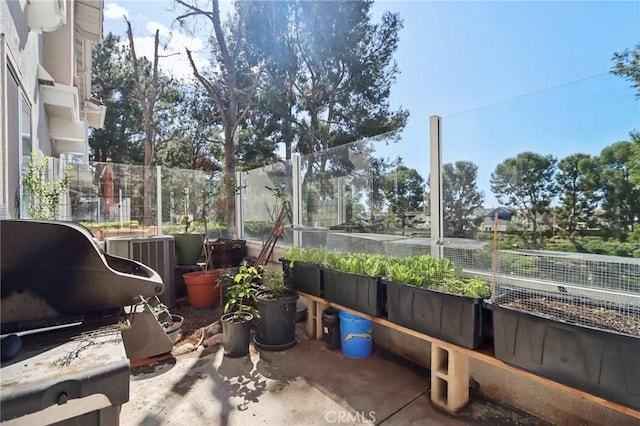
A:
[492,243,640,336]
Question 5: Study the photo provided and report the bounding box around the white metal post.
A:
[292,154,302,247]
[235,171,244,239]
[156,165,163,235]
[430,115,443,259]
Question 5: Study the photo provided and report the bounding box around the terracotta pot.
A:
[183,269,224,309]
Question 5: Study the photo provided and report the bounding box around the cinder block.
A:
[430,344,470,413]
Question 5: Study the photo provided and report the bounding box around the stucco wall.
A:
[0,0,49,216]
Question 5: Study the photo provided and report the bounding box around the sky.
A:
[103,1,640,207]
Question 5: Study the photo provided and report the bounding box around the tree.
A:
[612,42,640,98]
[555,153,600,237]
[238,1,408,173]
[89,33,143,163]
[382,162,425,232]
[599,140,640,241]
[442,161,484,237]
[490,152,558,234]
[125,17,182,225]
[176,0,257,232]
[155,85,223,171]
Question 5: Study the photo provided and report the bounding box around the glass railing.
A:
[442,73,639,297]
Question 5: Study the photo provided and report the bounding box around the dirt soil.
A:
[170,297,223,355]
[502,296,640,336]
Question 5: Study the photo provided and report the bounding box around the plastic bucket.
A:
[339,310,373,358]
[322,308,340,350]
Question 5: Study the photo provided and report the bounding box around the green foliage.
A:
[23,153,71,220]
[237,0,408,163]
[555,153,600,236]
[260,267,290,298]
[442,161,484,237]
[284,247,489,296]
[385,255,490,297]
[80,220,139,229]
[225,262,260,319]
[326,252,388,277]
[491,152,558,235]
[284,247,330,267]
[598,140,640,242]
[382,162,426,216]
[612,42,640,98]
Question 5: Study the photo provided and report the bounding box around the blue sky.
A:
[104,1,640,207]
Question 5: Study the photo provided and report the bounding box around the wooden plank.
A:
[298,291,640,420]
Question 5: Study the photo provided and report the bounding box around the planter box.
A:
[485,296,640,410]
[322,268,384,316]
[280,259,323,297]
[384,279,486,349]
[206,239,247,269]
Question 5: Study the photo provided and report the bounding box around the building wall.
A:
[0,0,47,217]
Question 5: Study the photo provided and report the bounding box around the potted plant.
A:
[255,267,299,350]
[183,219,225,309]
[280,247,328,297]
[321,252,386,316]
[221,262,260,357]
[383,255,490,349]
[173,214,205,265]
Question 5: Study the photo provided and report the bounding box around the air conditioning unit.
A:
[28,0,67,33]
[105,236,176,308]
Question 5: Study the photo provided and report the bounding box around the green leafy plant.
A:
[284,246,330,268]
[326,252,388,277]
[224,261,260,320]
[259,267,291,298]
[385,254,490,297]
[23,152,71,219]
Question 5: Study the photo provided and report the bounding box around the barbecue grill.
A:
[0,219,166,425]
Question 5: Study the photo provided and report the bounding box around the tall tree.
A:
[442,161,484,237]
[382,162,425,231]
[236,0,298,163]
[125,17,182,224]
[89,33,143,163]
[491,152,558,233]
[155,85,223,171]
[599,140,640,241]
[556,153,601,237]
[612,42,640,98]
[238,1,408,171]
[175,0,257,232]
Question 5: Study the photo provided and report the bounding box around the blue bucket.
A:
[339,311,373,358]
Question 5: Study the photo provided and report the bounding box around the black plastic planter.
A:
[485,297,640,410]
[255,290,299,350]
[280,259,323,297]
[322,268,384,316]
[221,312,253,357]
[384,279,486,349]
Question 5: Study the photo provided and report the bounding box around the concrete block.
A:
[431,345,470,413]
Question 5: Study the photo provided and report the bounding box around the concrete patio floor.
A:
[121,325,547,426]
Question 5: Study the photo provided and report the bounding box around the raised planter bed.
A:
[384,279,486,349]
[485,292,640,410]
[280,259,323,297]
[322,268,384,316]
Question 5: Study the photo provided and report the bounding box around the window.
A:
[7,64,32,218]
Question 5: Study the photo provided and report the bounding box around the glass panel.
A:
[443,72,639,330]
[242,160,293,243]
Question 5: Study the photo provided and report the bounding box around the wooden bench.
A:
[300,292,640,418]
